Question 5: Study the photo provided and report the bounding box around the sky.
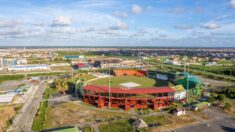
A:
[0,0,235,47]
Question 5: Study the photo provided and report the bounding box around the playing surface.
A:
[89,76,156,88]
[120,82,140,88]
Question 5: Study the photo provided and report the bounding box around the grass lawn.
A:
[76,74,96,81]
[82,126,94,132]
[89,76,156,88]
[142,115,172,125]
[99,119,134,132]
[32,101,48,131]
[0,75,24,83]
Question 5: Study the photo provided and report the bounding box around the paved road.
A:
[8,81,46,132]
[174,116,235,132]
[165,108,235,132]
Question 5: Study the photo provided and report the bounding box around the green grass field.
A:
[142,115,172,125]
[99,119,134,132]
[89,76,156,88]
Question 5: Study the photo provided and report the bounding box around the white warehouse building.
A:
[8,64,50,72]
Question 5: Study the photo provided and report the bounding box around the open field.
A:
[0,75,24,83]
[44,102,131,129]
[142,115,172,125]
[75,74,96,81]
[99,119,134,132]
[148,114,196,132]
[199,76,232,88]
[50,66,73,71]
[0,80,25,91]
[89,76,156,88]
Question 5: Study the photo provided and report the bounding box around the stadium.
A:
[80,69,201,110]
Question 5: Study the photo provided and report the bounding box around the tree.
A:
[218,94,225,102]
[224,102,232,110]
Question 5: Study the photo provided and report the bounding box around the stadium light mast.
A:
[108,66,111,109]
[186,64,191,110]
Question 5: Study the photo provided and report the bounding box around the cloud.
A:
[174,25,193,30]
[202,23,220,29]
[132,4,142,14]
[49,27,77,34]
[32,23,44,27]
[0,18,22,28]
[231,0,235,8]
[112,11,128,18]
[51,16,71,27]
[110,21,128,30]
[0,28,42,38]
[76,0,119,8]
[168,7,186,14]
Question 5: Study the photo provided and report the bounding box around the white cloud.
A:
[0,18,22,28]
[112,11,128,18]
[49,27,77,34]
[174,25,193,30]
[0,28,43,38]
[51,16,71,27]
[231,0,235,8]
[110,21,128,30]
[132,4,142,14]
[202,23,220,29]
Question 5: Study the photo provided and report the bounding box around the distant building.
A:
[205,62,218,66]
[8,64,50,71]
[0,58,28,68]
[16,58,28,65]
[2,58,17,67]
[64,55,84,59]
[164,59,182,66]
[74,63,91,70]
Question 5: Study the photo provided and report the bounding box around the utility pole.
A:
[73,70,78,100]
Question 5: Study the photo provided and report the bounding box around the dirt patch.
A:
[0,80,23,91]
[44,102,130,129]
[0,105,17,131]
[199,76,231,88]
[149,114,197,132]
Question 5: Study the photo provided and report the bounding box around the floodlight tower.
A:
[108,65,111,109]
[186,63,191,110]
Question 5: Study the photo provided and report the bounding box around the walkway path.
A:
[7,81,46,132]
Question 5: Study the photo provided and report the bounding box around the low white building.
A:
[8,64,50,72]
[16,58,28,65]
[173,107,186,116]
[172,85,186,101]
[164,60,182,66]
[0,94,15,103]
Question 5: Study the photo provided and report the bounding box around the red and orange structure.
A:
[113,69,146,77]
[83,85,175,110]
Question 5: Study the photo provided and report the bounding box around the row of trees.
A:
[50,79,69,94]
[147,60,235,82]
[208,93,233,111]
